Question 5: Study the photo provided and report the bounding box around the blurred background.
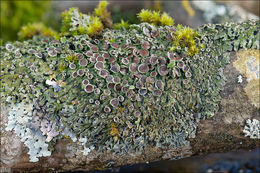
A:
[1,0,259,43]
[1,0,259,172]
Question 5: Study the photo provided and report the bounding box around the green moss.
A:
[66,55,78,63]
[0,1,52,42]
[18,23,57,40]
[137,9,174,26]
[172,24,199,56]
[113,20,130,30]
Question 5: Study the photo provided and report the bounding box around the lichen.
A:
[243,119,260,139]
[1,14,259,162]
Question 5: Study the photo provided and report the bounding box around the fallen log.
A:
[0,20,259,172]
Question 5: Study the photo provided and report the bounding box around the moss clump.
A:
[137,9,174,26]
[60,7,104,37]
[60,1,112,38]
[0,1,51,42]
[113,20,130,30]
[86,16,104,37]
[66,54,78,63]
[94,0,112,28]
[171,24,199,56]
[18,23,57,40]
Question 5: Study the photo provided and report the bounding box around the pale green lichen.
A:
[1,17,259,161]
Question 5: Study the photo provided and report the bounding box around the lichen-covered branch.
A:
[0,20,259,171]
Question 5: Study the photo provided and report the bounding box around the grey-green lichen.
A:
[243,119,260,139]
[1,19,259,162]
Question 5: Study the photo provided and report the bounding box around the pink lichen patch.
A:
[140,75,147,83]
[150,71,157,77]
[104,106,111,113]
[77,69,84,76]
[115,84,122,91]
[104,89,111,96]
[111,43,119,49]
[131,94,137,101]
[172,54,182,61]
[108,83,115,90]
[122,58,129,65]
[167,52,175,60]
[177,61,184,68]
[102,52,110,59]
[99,69,109,78]
[110,98,119,107]
[122,86,129,92]
[150,56,158,65]
[133,57,140,64]
[120,68,127,75]
[77,53,84,60]
[72,71,78,78]
[106,75,113,82]
[84,84,94,93]
[151,30,159,38]
[91,46,98,52]
[183,65,190,72]
[145,57,151,64]
[139,49,149,57]
[129,63,138,73]
[122,80,128,85]
[110,63,120,73]
[113,76,121,83]
[108,57,116,63]
[142,41,150,50]
[93,53,100,58]
[118,95,124,102]
[136,81,143,88]
[185,71,192,78]
[138,89,147,95]
[97,56,104,62]
[102,43,109,50]
[82,79,89,85]
[79,59,88,66]
[153,89,162,96]
[138,64,149,74]
[128,104,134,112]
[158,65,169,76]
[85,51,93,57]
[95,62,104,70]
[90,57,96,63]
[155,80,164,90]
[69,63,76,69]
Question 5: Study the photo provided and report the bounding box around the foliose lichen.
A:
[243,119,260,139]
[1,14,259,162]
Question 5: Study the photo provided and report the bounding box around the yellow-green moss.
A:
[113,20,130,30]
[18,23,57,40]
[137,9,174,26]
[172,24,199,56]
[66,55,78,63]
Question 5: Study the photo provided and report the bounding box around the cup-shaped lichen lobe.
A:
[1,20,259,159]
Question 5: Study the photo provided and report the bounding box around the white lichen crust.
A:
[243,119,260,139]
